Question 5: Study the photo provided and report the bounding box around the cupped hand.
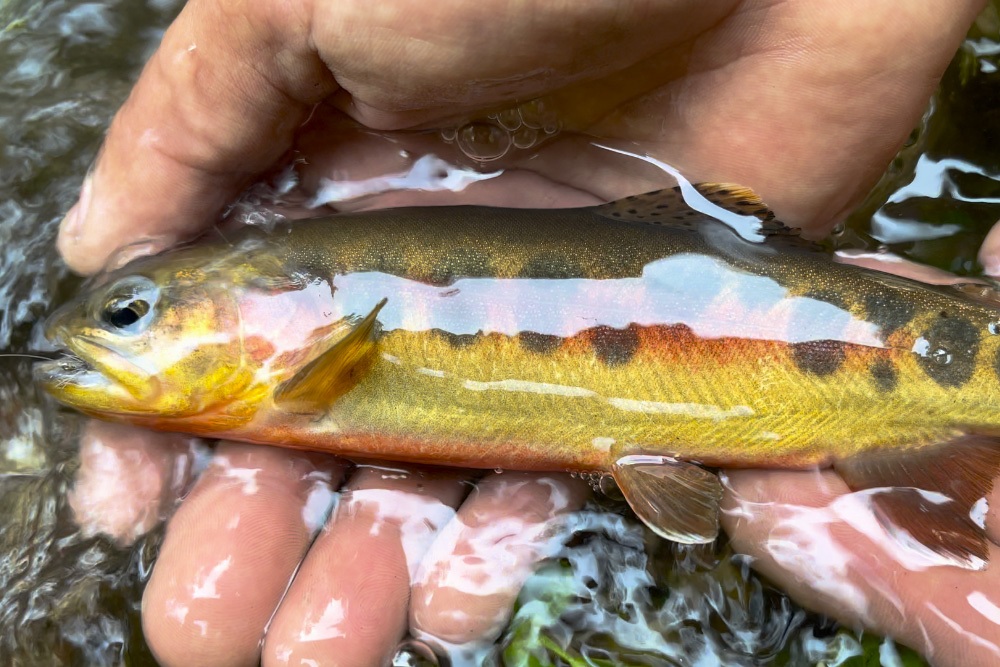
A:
[70,421,589,666]
[57,0,984,274]
[722,469,1000,667]
[56,0,995,666]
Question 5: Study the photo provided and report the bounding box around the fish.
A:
[35,184,1000,566]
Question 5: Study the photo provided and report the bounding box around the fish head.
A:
[36,240,297,427]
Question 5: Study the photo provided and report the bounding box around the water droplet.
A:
[989,322,1000,335]
[511,126,539,149]
[392,639,440,666]
[494,107,522,131]
[930,347,952,366]
[455,121,511,162]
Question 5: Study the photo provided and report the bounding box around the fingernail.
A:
[60,175,93,241]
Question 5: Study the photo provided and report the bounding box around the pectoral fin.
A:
[834,434,1000,568]
[612,454,723,544]
[274,298,387,414]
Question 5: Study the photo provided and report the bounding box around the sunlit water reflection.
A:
[4,0,1000,666]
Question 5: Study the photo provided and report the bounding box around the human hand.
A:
[721,469,1000,667]
[69,421,589,666]
[56,0,993,665]
[56,0,985,274]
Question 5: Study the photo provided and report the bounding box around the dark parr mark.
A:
[864,290,916,337]
[356,245,408,277]
[591,326,640,366]
[791,340,846,376]
[435,330,479,349]
[427,246,492,284]
[518,331,563,355]
[917,316,979,388]
[870,358,898,392]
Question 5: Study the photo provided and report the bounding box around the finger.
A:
[722,469,1000,667]
[143,442,344,667]
[410,473,589,649]
[57,0,335,274]
[834,249,981,285]
[591,0,986,233]
[262,465,468,667]
[978,219,1000,278]
[68,420,198,546]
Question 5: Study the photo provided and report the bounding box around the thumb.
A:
[57,0,335,274]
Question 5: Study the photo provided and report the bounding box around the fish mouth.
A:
[34,348,114,393]
[34,331,140,400]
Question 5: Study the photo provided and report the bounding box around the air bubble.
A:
[392,639,440,667]
[518,99,555,130]
[455,121,511,162]
[494,108,522,131]
[512,126,539,150]
[440,127,457,142]
[830,223,845,237]
[494,467,504,474]
[989,322,1000,335]
[598,474,623,500]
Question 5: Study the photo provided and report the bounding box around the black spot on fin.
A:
[612,454,722,544]
[834,434,1000,568]
[274,298,386,414]
[595,183,821,253]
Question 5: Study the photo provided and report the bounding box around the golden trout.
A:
[35,185,1000,565]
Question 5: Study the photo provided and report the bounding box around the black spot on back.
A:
[917,316,980,388]
[518,331,563,355]
[870,358,898,392]
[791,340,846,376]
[518,252,587,279]
[591,326,639,366]
[864,290,916,337]
[436,330,479,349]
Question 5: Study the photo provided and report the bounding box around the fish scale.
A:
[35,184,1000,563]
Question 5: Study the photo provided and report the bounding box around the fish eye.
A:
[99,277,159,334]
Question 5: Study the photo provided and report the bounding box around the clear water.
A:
[3,1,1000,666]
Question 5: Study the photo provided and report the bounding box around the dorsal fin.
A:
[594,183,811,247]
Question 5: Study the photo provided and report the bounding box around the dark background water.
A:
[2,1,1000,665]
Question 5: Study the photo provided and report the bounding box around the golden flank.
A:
[36,185,1000,566]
